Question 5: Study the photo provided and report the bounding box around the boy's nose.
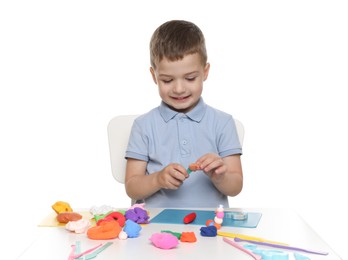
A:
[173,81,186,94]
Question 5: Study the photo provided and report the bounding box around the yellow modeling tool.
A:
[217,231,289,246]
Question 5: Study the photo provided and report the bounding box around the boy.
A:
[125,20,243,208]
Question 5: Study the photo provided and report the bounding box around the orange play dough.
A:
[52,201,73,214]
[180,232,197,242]
[87,221,122,240]
[205,219,221,229]
[189,163,200,171]
[56,212,82,223]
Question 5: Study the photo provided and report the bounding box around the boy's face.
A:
[150,53,210,113]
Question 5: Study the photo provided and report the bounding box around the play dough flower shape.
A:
[65,219,91,234]
[125,207,149,224]
[90,205,117,215]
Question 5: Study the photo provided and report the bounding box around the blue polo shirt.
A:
[125,98,242,208]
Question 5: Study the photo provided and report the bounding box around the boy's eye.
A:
[162,79,173,84]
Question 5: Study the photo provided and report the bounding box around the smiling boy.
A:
[125,20,243,208]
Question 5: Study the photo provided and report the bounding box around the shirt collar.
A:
[159,98,207,123]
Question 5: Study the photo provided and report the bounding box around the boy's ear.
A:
[203,63,210,81]
[150,67,158,84]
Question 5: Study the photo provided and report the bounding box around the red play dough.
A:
[183,212,196,224]
[97,211,126,227]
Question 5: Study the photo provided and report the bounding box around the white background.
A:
[1,1,347,259]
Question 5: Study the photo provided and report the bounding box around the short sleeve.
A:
[218,117,242,157]
[125,119,149,162]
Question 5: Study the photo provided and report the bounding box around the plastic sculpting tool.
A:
[234,237,329,256]
[68,243,102,260]
[223,237,262,260]
[74,241,82,260]
[294,252,311,259]
[217,231,289,246]
[84,242,113,259]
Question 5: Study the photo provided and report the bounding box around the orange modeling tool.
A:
[187,163,200,174]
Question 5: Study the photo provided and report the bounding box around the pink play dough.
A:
[149,233,179,249]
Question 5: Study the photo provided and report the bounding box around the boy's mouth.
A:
[172,95,190,101]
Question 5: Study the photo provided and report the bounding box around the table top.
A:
[17,208,341,260]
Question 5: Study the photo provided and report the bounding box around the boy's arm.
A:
[198,154,243,197]
[125,159,160,201]
[216,155,243,197]
[125,158,188,201]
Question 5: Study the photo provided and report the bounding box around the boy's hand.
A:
[196,153,226,179]
[156,163,189,190]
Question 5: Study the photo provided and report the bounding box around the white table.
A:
[17,208,342,259]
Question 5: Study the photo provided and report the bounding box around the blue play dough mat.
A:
[150,209,262,228]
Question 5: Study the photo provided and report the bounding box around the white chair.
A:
[107,115,244,184]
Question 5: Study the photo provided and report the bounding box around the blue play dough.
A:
[200,226,217,237]
[123,219,142,238]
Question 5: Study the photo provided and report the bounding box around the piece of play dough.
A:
[52,201,73,214]
[149,233,179,249]
[118,231,128,240]
[65,219,90,233]
[183,212,196,224]
[161,230,182,239]
[97,211,126,227]
[128,203,146,210]
[90,205,117,215]
[123,220,142,238]
[188,163,201,171]
[87,221,122,240]
[125,207,150,224]
[180,232,197,242]
[200,226,217,237]
[56,212,82,223]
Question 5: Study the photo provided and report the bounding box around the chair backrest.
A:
[107,115,244,184]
